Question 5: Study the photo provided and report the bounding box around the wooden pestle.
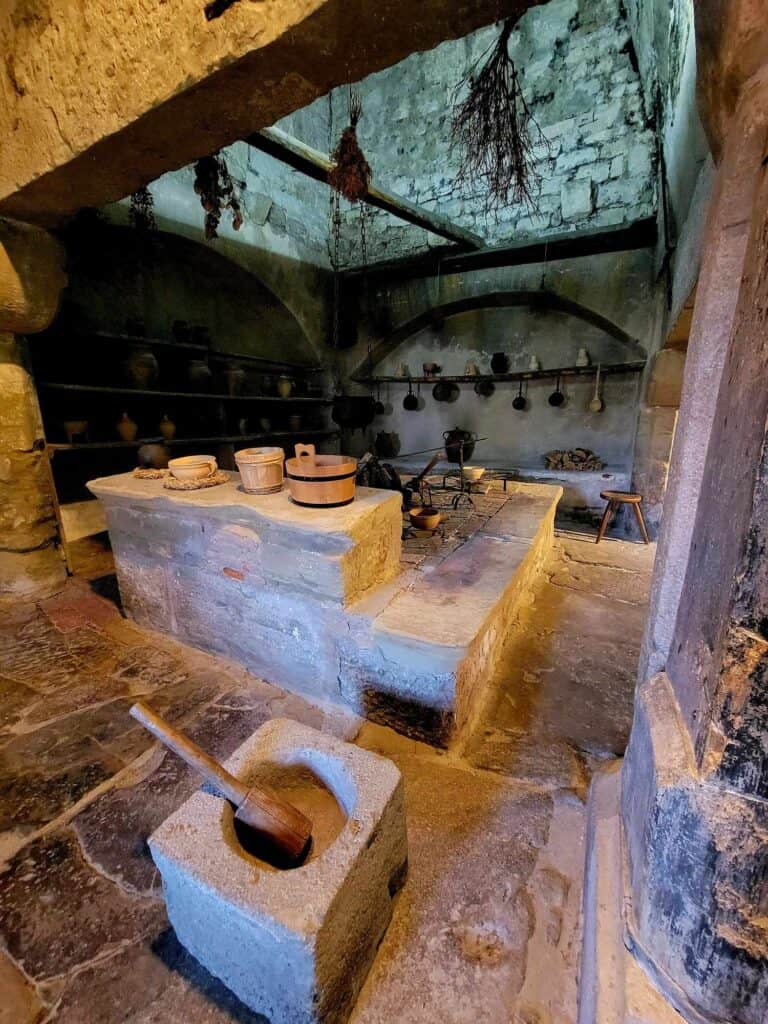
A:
[130,701,312,864]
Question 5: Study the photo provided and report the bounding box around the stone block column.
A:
[621,76,768,1023]
[0,218,67,602]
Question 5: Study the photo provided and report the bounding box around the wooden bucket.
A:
[235,447,284,494]
[285,444,357,508]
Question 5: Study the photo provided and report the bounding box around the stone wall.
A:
[322,0,656,265]
[337,246,655,493]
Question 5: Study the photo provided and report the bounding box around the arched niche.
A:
[55,220,319,366]
[352,290,645,378]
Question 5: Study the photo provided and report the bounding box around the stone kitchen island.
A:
[90,472,561,744]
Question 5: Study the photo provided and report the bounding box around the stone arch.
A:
[351,289,645,378]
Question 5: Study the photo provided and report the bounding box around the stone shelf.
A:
[47,428,340,451]
[65,329,326,372]
[355,360,646,385]
[38,382,332,402]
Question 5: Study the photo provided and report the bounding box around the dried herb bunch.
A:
[193,153,244,240]
[328,89,371,203]
[450,19,545,212]
[129,186,156,232]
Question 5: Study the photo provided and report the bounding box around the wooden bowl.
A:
[409,506,441,531]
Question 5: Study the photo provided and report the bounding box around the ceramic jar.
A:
[186,359,213,392]
[576,347,590,367]
[491,352,510,374]
[277,375,294,398]
[159,415,176,440]
[117,412,138,442]
[123,347,158,389]
[223,363,246,396]
[443,427,477,463]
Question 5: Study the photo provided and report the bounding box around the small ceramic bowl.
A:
[463,466,485,483]
[409,506,441,531]
[168,455,217,481]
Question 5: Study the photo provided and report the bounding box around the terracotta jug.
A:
[159,415,176,440]
[277,375,293,399]
[117,412,138,442]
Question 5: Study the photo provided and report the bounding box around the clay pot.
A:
[158,415,176,440]
[186,359,213,392]
[168,455,217,481]
[277,375,293,399]
[491,352,510,374]
[138,444,169,469]
[117,412,138,442]
[409,506,441,531]
[235,447,284,494]
[443,427,477,463]
[123,347,158,389]
[259,417,272,433]
[289,414,302,432]
[375,431,400,458]
[223,364,246,396]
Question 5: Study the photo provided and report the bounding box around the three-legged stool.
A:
[596,490,650,544]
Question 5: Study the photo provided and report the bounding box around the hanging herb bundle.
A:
[129,186,156,232]
[328,89,371,203]
[450,19,545,212]
[193,153,244,240]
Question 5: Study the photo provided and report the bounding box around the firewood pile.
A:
[545,448,605,471]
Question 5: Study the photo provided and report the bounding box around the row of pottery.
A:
[392,348,590,378]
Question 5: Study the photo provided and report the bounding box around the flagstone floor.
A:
[1,523,654,1024]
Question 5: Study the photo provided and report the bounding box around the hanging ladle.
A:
[548,374,565,407]
[512,379,526,411]
[374,382,385,416]
[403,380,419,411]
[589,364,604,412]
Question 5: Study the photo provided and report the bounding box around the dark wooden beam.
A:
[246,127,485,251]
[342,217,659,282]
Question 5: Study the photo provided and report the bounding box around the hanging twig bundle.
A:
[450,19,545,211]
[328,90,371,203]
[193,153,244,240]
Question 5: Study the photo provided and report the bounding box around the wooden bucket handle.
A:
[294,443,316,466]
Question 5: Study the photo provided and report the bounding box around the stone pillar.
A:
[621,80,768,1023]
[0,218,67,602]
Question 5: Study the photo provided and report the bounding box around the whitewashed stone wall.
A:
[328,0,657,265]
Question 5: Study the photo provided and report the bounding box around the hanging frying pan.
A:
[474,379,495,399]
[548,374,565,407]
[403,380,419,411]
[433,380,460,403]
[589,364,604,412]
[512,380,526,411]
[374,383,385,416]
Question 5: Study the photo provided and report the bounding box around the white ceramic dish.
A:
[463,466,485,483]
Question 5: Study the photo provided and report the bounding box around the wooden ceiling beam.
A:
[246,126,485,251]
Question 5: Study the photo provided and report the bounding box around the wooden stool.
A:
[596,490,650,544]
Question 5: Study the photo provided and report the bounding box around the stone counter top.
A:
[88,472,400,549]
